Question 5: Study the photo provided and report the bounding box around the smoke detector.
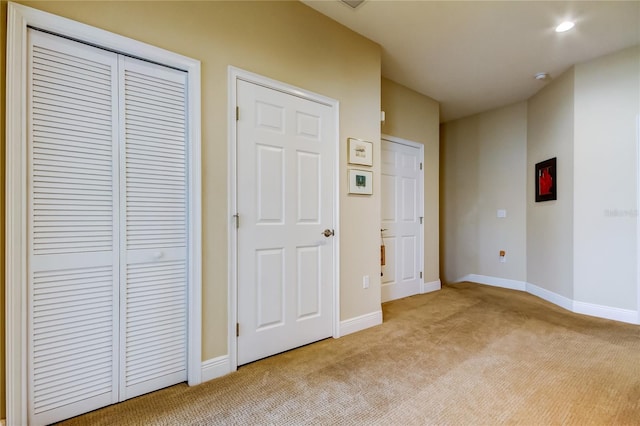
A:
[535,72,550,81]
[342,0,365,8]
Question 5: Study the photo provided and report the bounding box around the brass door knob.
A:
[322,229,335,237]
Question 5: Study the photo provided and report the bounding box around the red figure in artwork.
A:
[539,167,553,195]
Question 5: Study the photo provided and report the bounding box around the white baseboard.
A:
[457,274,526,291]
[573,301,638,325]
[382,281,421,303]
[201,310,387,379]
[201,355,231,383]
[422,279,441,293]
[339,310,383,337]
[459,274,639,325]
[526,282,573,311]
[382,279,442,303]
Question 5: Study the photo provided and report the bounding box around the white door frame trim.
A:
[381,134,425,292]
[636,114,640,324]
[5,4,202,424]
[228,66,340,370]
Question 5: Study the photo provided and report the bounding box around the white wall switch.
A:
[497,209,507,218]
[363,275,370,289]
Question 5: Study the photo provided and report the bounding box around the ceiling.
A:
[301,0,640,122]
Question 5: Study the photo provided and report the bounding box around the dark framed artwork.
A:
[535,157,557,202]
[348,169,373,195]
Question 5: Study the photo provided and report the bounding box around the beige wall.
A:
[526,69,575,299]
[381,78,440,283]
[574,46,640,309]
[440,102,527,283]
[1,1,383,417]
[440,115,479,280]
[441,46,639,312]
[1,0,5,417]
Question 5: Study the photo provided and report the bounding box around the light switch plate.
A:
[363,275,370,289]
[497,209,507,218]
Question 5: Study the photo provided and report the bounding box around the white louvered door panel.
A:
[28,30,119,426]
[119,56,188,399]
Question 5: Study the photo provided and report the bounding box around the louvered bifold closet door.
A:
[119,56,188,400]
[28,30,119,426]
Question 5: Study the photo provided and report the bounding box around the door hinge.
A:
[233,213,239,229]
[236,106,239,121]
[420,271,423,279]
[420,162,423,170]
[420,217,423,224]
[236,323,240,337]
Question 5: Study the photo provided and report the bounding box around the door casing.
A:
[636,115,640,324]
[228,67,341,371]
[5,4,203,424]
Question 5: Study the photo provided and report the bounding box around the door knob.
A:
[322,229,335,237]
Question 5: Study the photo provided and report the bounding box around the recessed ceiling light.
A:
[555,21,575,32]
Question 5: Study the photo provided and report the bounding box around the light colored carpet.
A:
[58,283,640,425]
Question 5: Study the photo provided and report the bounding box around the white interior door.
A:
[27,29,188,425]
[236,79,335,365]
[381,138,423,302]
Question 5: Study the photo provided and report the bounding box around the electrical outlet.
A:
[499,250,506,263]
[363,275,370,289]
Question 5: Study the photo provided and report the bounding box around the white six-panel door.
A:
[27,29,187,425]
[381,138,423,302]
[236,80,335,365]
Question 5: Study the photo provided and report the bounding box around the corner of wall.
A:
[526,68,575,300]
[573,46,640,310]
[1,0,8,420]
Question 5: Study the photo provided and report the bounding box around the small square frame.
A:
[348,169,373,195]
[535,157,557,202]
[348,138,373,166]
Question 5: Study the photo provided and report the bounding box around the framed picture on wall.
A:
[348,169,373,195]
[348,138,373,166]
[535,157,557,202]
